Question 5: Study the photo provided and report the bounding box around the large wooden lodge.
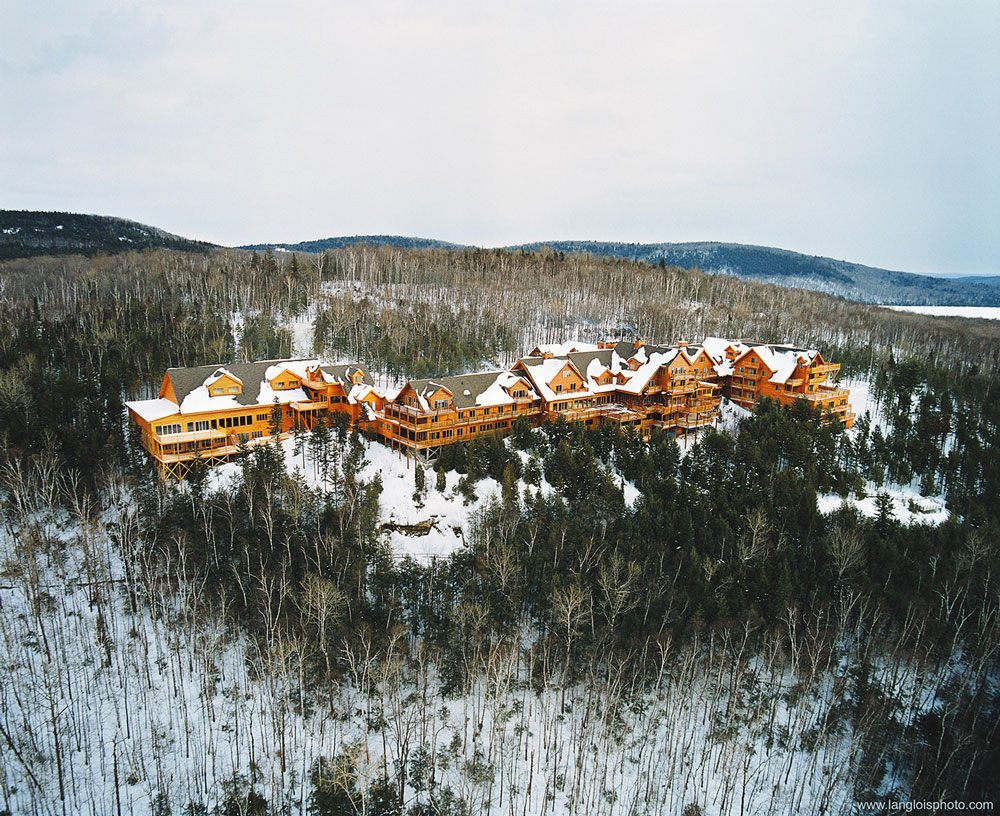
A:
[126,338,854,477]
[126,359,382,479]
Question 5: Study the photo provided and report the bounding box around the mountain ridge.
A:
[4,211,999,307]
[0,210,216,259]
[246,235,1000,307]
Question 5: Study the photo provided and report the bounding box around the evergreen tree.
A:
[413,463,426,506]
[268,396,283,439]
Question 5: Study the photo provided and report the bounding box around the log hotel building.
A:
[126,338,853,476]
[125,359,381,479]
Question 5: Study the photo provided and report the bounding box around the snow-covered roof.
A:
[700,337,734,363]
[474,371,532,406]
[348,383,376,404]
[401,371,538,410]
[204,367,242,386]
[616,349,681,395]
[532,341,601,356]
[163,357,372,416]
[727,342,819,385]
[125,398,180,423]
[265,360,319,381]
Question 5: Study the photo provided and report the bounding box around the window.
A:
[212,388,223,396]
[556,384,563,393]
[228,386,239,393]
[194,420,210,432]
[562,370,571,378]
[157,423,182,436]
[251,431,262,439]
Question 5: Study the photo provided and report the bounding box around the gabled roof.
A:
[161,358,372,415]
[400,370,537,410]
[726,342,819,385]
[316,362,374,386]
[515,355,596,402]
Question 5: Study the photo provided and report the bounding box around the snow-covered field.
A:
[883,305,1000,320]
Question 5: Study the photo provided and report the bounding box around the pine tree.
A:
[501,463,518,509]
[268,396,283,439]
[413,464,425,506]
[435,465,446,493]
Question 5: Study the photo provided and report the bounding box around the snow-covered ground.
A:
[883,305,1000,320]
[817,485,948,526]
[208,431,649,563]
[1,505,918,816]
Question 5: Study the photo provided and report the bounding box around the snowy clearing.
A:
[817,485,949,526]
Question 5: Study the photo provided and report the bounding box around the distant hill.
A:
[244,234,1000,306]
[8,212,999,306]
[506,241,1000,307]
[240,235,470,254]
[0,211,216,260]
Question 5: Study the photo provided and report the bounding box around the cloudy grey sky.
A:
[2,1,998,274]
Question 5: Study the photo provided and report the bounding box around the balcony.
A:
[380,403,541,431]
[291,399,328,411]
[155,428,227,444]
[798,387,850,402]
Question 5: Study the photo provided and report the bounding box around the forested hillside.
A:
[510,241,1000,306]
[244,235,1000,307]
[241,235,469,253]
[0,245,997,814]
[0,210,216,259]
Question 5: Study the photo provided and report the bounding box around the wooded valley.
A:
[0,246,997,814]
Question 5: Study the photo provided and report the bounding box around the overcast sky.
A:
[2,1,998,275]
